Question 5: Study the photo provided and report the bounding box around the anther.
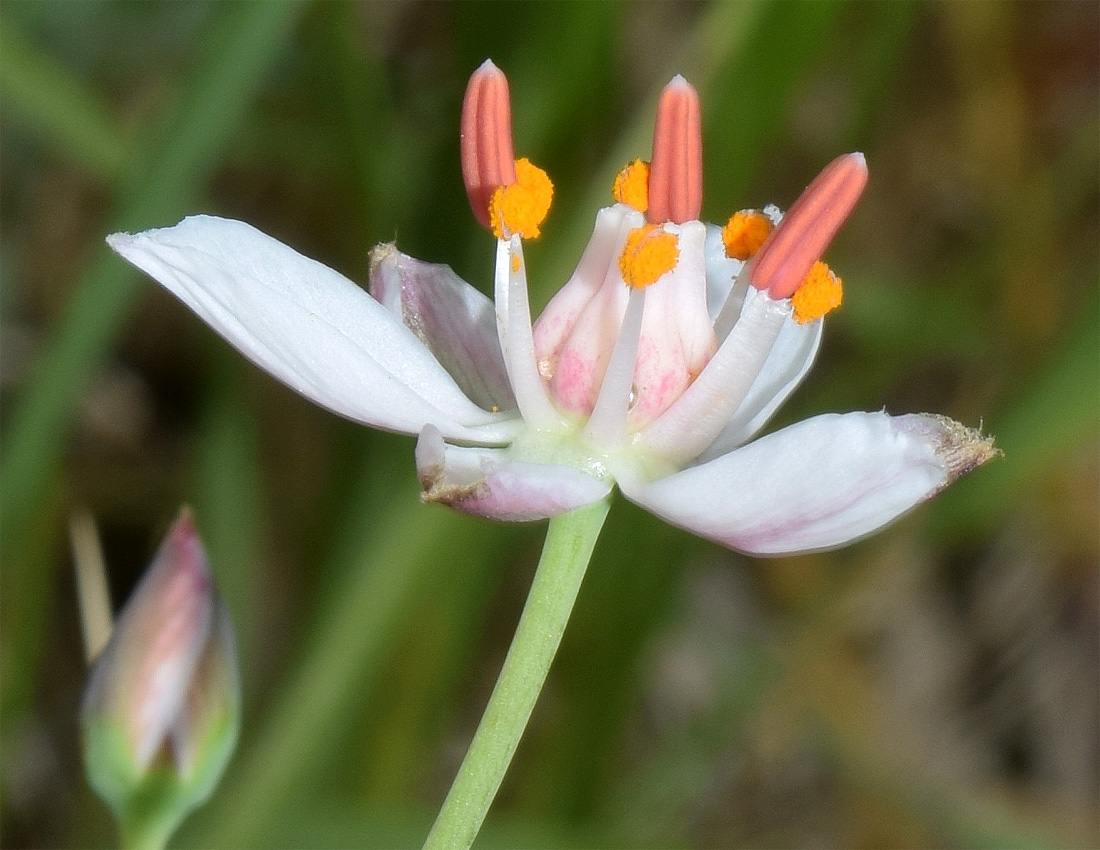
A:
[619,224,679,289]
[722,210,773,260]
[749,152,868,299]
[613,159,650,213]
[648,76,703,225]
[461,60,517,230]
[791,261,842,323]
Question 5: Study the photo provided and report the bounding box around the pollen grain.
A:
[619,224,679,289]
[490,157,553,240]
[613,160,650,213]
[722,210,773,260]
[791,261,842,323]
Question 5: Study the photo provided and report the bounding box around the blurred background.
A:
[2,1,1097,847]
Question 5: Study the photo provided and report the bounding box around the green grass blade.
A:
[0,0,303,568]
[0,22,130,181]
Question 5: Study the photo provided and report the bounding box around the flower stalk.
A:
[422,498,612,850]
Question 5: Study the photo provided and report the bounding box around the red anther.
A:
[648,76,703,225]
[749,152,868,299]
[461,60,518,230]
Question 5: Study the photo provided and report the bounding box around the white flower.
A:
[107,61,996,556]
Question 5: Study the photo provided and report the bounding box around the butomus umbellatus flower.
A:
[81,510,240,845]
[107,61,997,556]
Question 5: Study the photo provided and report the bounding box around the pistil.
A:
[647,76,703,225]
[461,60,516,230]
[749,152,868,299]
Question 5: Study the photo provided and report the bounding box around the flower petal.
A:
[107,216,517,443]
[619,412,998,556]
[368,243,515,413]
[416,425,611,521]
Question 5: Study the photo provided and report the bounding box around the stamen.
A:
[791,261,842,323]
[489,158,554,240]
[612,159,650,213]
[618,224,679,289]
[461,60,517,230]
[722,210,773,260]
[749,152,868,299]
[648,75,703,225]
[494,235,561,429]
[582,287,646,449]
[637,294,788,467]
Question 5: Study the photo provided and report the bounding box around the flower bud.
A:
[80,509,240,847]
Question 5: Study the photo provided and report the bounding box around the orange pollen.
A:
[647,75,703,225]
[791,261,843,324]
[490,158,554,240]
[613,159,650,213]
[721,210,773,260]
[618,224,679,289]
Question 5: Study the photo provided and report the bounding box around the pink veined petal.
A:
[618,411,996,556]
[532,204,639,360]
[368,243,516,413]
[416,425,611,522]
[627,220,717,430]
[107,216,518,444]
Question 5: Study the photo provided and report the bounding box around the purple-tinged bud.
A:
[80,509,240,847]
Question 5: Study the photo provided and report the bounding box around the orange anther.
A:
[721,210,773,260]
[749,152,868,299]
[791,261,843,323]
[648,76,703,225]
[613,159,650,213]
[618,224,680,289]
[461,60,518,230]
[490,158,554,240]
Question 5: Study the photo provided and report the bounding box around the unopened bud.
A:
[80,509,240,847]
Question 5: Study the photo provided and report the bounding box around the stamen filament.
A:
[495,236,562,429]
[462,60,518,230]
[648,76,702,225]
[582,287,646,449]
[711,263,752,343]
[637,295,788,466]
[750,152,867,299]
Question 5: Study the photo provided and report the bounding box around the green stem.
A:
[118,810,175,850]
[422,498,612,850]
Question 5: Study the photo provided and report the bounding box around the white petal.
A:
[368,243,515,413]
[620,412,996,556]
[416,425,611,521]
[108,216,517,443]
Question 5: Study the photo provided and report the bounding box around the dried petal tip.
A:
[898,413,1001,488]
[462,59,517,229]
[751,152,868,299]
[648,75,702,224]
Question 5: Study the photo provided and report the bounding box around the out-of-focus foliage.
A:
[1,1,1096,848]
